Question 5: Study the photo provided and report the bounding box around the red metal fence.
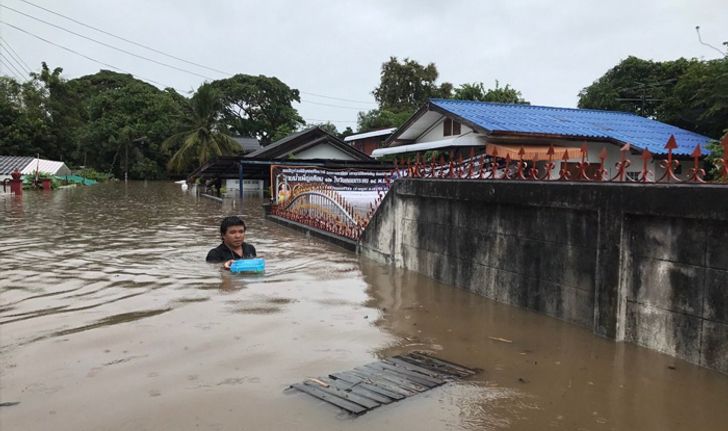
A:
[270,135,728,242]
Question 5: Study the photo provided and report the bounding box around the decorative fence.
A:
[270,136,728,242]
[392,137,728,184]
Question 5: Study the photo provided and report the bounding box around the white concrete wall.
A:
[225,179,264,191]
[293,143,356,160]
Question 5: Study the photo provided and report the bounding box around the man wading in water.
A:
[206,216,257,269]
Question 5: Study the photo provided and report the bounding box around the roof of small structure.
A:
[232,136,262,154]
[20,158,71,176]
[0,156,72,176]
[245,127,372,160]
[0,156,35,175]
[389,99,713,156]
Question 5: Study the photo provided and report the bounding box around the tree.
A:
[663,58,728,138]
[339,126,355,140]
[162,84,239,173]
[69,70,185,179]
[208,74,304,145]
[372,57,452,113]
[308,121,338,136]
[453,80,529,104]
[356,109,412,133]
[578,56,727,138]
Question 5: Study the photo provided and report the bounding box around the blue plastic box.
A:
[230,258,265,273]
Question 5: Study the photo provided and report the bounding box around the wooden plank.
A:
[394,354,467,377]
[326,378,393,404]
[384,357,448,379]
[410,352,477,374]
[349,369,420,396]
[355,366,428,392]
[303,380,380,409]
[404,353,477,377]
[362,363,441,388]
[369,361,446,385]
[330,372,406,400]
[290,383,367,415]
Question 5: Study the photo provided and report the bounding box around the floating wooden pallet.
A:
[289,352,478,415]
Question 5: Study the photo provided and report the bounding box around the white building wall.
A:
[225,179,264,191]
[293,143,356,160]
[418,119,474,143]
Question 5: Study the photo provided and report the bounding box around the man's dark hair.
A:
[220,216,246,236]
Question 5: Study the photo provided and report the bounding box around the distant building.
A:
[0,156,71,182]
[190,127,376,194]
[373,99,714,181]
[245,127,372,161]
[343,128,397,156]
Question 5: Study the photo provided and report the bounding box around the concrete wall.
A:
[360,179,728,373]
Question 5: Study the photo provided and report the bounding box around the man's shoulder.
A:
[206,243,227,262]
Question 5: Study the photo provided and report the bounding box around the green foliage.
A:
[705,132,727,182]
[162,84,240,173]
[453,81,529,104]
[309,121,338,136]
[70,70,185,179]
[578,56,728,138]
[208,74,304,145]
[339,126,355,139]
[357,109,412,133]
[372,57,452,113]
[76,168,112,182]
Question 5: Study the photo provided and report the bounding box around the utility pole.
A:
[126,136,147,183]
[124,139,128,183]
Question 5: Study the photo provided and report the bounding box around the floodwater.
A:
[1,183,728,431]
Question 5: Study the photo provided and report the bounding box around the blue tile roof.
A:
[430,99,713,155]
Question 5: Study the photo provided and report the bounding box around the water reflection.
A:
[1,183,727,431]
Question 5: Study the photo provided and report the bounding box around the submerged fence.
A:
[270,136,728,242]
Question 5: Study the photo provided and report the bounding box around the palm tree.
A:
[163,84,239,173]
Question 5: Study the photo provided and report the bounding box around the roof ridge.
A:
[429,98,641,117]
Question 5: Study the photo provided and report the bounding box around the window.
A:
[443,118,461,137]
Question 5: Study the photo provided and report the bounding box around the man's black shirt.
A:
[206,242,257,262]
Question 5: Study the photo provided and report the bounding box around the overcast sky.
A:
[1,0,726,131]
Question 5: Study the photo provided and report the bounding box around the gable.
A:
[292,143,357,160]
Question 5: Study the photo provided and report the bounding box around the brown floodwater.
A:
[1,182,727,431]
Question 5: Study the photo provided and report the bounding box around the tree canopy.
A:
[372,57,453,113]
[358,57,528,133]
[163,84,239,173]
[453,81,529,104]
[578,56,728,138]
[208,74,304,145]
[0,65,306,178]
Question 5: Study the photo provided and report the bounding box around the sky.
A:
[1,0,726,132]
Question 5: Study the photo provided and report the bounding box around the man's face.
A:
[222,225,245,248]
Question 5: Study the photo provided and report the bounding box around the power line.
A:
[0,36,31,73]
[15,0,377,106]
[0,53,25,80]
[304,118,357,125]
[0,20,174,89]
[16,0,229,76]
[298,99,368,111]
[695,25,727,57]
[1,4,215,80]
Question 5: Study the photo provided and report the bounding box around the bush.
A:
[76,168,113,182]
